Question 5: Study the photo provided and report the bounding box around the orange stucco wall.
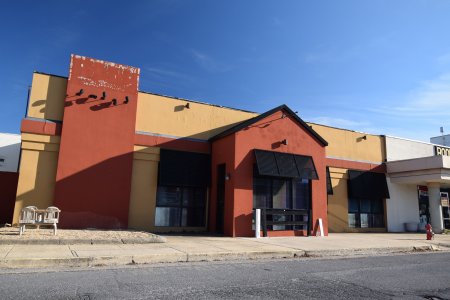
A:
[53,55,140,229]
[210,133,236,235]
[211,109,327,237]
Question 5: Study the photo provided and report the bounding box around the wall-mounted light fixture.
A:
[112,99,117,106]
[356,135,367,142]
[124,96,129,104]
[225,174,231,181]
[281,139,288,145]
[88,94,97,99]
[76,89,84,96]
[101,91,106,100]
[185,103,190,109]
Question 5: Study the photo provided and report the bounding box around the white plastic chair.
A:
[44,206,61,235]
[19,207,36,235]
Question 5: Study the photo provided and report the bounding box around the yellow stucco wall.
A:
[136,93,257,140]
[128,146,160,231]
[327,167,387,233]
[328,168,387,233]
[27,73,66,121]
[327,167,349,232]
[12,133,60,225]
[309,124,387,232]
[309,123,386,163]
[26,74,258,140]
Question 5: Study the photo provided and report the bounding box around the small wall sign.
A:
[434,145,450,156]
[441,192,449,207]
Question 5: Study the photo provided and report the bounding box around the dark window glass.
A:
[272,179,289,209]
[182,188,195,207]
[156,187,179,206]
[253,177,271,208]
[347,198,384,228]
[360,198,371,213]
[155,186,206,227]
[293,179,309,209]
[371,198,384,214]
[182,207,205,227]
[348,198,359,213]
[372,214,385,228]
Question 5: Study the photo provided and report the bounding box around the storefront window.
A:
[347,198,384,228]
[347,170,388,229]
[155,186,206,227]
[155,149,209,227]
[253,175,310,230]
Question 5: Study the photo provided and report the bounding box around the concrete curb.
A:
[303,245,440,258]
[185,250,305,262]
[0,236,167,245]
[1,245,446,269]
[0,257,93,269]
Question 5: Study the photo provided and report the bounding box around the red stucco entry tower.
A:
[54,55,140,228]
[209,106,328,237]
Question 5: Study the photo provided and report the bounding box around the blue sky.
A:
[1,0,450,142]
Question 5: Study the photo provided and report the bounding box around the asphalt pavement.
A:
[1,252,449,299]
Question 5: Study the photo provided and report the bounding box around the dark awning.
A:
[254,149,318,180]
[159,149,210,187]
[348,170,390,199]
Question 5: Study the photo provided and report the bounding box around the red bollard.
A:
[425,223,434,240]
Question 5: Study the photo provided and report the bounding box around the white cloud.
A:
[369,72,450,118]
[437,53,450,65]
[414,73,450,108]
[145,67,190,80]
[190,49,233,73]
[303,32,397,65]
[307,116,370,129]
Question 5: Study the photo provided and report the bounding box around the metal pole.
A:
[255,209,261,238]
[318,218,324,237]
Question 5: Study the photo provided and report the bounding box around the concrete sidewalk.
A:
[1,233,449,269]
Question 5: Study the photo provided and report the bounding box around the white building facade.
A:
[0,133,20,173]
[385,136,450,233]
